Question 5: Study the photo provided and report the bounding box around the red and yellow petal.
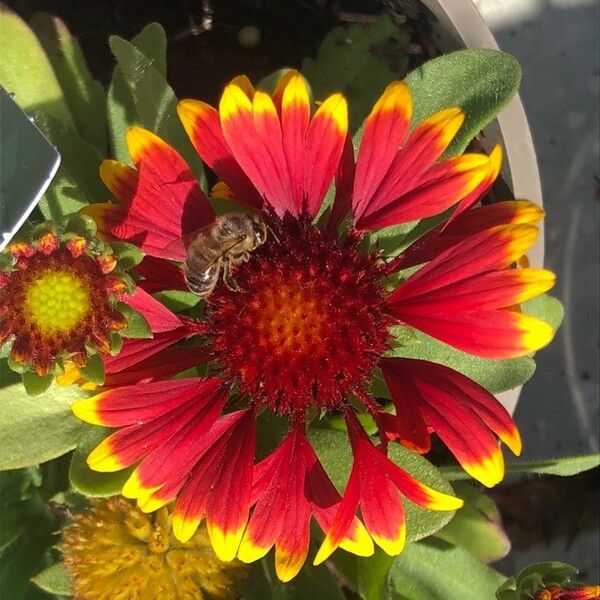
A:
[79,202,128,242]
[388,224,541,303]
[220,84,294,215]
[177,99,263,209]
[353,81,412,216]
[280,72,311,212]
[104,127,215,259]
[356,144,500,230]
[355,107,464,226]
[99,159,138,205]
[171,410,255,561]
[391,200,545,271]
[395,268,556,313]
[72,378,216,427]
[304,93,348,217]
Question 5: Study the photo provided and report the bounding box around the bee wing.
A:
[162,223,216,262]
[200,235,249,269]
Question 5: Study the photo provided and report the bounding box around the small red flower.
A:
[0,230,128,376]
[74,72,557,579]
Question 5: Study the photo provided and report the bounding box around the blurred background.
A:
[4,0,600,583]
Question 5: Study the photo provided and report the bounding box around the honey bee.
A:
[183,212,267,298]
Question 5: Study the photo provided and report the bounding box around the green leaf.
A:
[153,290,200,312]
[434,484,510,563]
[78,353,105,386]
[0,532,55,600]
[108,33,206,188]
[106,23,166,163]
[309,427,458,542]
[333,549,395,600]
[242,557,345,600]
[388,327,536,395]
[29,12,107,153]
[496,561,580,600]
[0,7,74,128]
[405,49,521,157]
[388,540,505,600]
[69,427,132,497]
[21,372,54,396]
[116,301,152,339]
[0,384,87,470]
[521,294,564,331]
[302,13,410,133]
[31,563,72,597]
[441,453,600,481]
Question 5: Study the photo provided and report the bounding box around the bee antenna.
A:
[267,224,281,244]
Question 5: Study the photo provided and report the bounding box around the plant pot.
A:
[420,0,544,415]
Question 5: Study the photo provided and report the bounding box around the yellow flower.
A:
[61,497,248,600]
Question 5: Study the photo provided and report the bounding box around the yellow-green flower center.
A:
[24,269,90,334]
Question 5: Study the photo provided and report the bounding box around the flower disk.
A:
[208,217,392,414]
[61,497,248,600]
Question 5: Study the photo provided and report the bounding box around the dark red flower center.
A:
[207,217,393,415]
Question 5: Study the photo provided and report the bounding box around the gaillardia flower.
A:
[0,221,136,381]
[61,497,248,599]
[74,72,556,580]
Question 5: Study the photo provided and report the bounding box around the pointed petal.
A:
[395,268,556,313]
[205,410,256,561]
[353,81,412,216]
[396,309,555,359]
[303,436,374,558]
[103,345,210,387]
[280,73,310,212]
[72,378,217,427]
[238,429,311,579]
[388,225,541,303]
[177,99,263,209]
[390,200,545,271]
[303,93,348,217]
[358,457,406,556]
[313,469,361,565]
[123,287,185,333]
[99,159,138,205]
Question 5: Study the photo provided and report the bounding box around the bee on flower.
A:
[73,71,556,581]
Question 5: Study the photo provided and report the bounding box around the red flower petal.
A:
[135,256,188,293]
[280,73,310,213]
[220,84,294,215]
[104,345,209,387]
[315,413,461,564]
[99,159,138,205]
[303,93,348,217]
[382,358,520,487]
[353,81,412,217]
[172,409,256,561]
[390,200,546,271]
[108,128,215,260]
[177,99,263,209]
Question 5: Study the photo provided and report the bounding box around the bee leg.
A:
[222,261,242,292]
